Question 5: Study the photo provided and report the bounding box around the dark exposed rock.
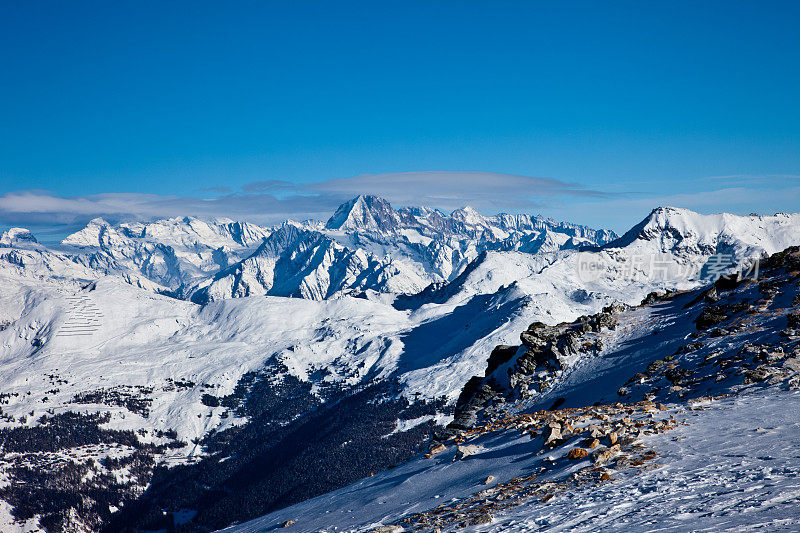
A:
[449,381,502,432]
[465,512,493,525]
[640,290,678,306]
[567,448,588,460]
[647,359,666,374]
[450,303,628,432]
[743,366,774,384]
[696,301,750,330]
[626,373,648,385]
[665,366,695,386]
[696,305,729,330]
[453,376,484,412]
[485,345,518,376]
[518,307,621,374]
[675,341,704,354]
[520,322,563,349]
[641,292,662,305]
[704,287,721,303]
[760,246,800,271]
[715,273,743,291]
[759,279,783,297]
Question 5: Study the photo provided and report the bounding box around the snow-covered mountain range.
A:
[9,195,617,302]
[1,198,799,532]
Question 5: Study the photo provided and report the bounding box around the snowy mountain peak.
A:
[643,206,703,228]
[608,206,692,244]
[450,205,486,225]
[62,216,269,250]
[61,218,112,247]
[0,227,37,247]
[601,207,800,277]
[399,205,443,218]
[325,194,400,232]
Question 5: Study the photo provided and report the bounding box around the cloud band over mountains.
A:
[2,171,797,242]
[0,171,613,234]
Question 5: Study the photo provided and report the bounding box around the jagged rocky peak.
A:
[325,194,401,232]
[0,227,37,247]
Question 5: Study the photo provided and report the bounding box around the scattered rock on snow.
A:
[465,512,493,526]
[784,358,800,372]
[454,444,482,460]
[567,448,589,460]
[544,425,562,447]
[370,526,403,533]
[428,443,446,456]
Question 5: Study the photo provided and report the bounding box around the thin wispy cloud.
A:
[302,171,615,212]
[702,174,800,183]
[539,184,800,234]
[240,180,298,193]
[0,191,342,240]
[199,186,233,195]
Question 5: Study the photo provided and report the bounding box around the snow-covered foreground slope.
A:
[225,247,800,533]
[227,390,800,533]
[494,391,800,532]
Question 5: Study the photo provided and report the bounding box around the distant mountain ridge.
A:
[1,195,619,301]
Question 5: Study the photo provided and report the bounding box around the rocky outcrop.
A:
[447,303,626,435]
[450,247,800,440]
[509,303,625,398]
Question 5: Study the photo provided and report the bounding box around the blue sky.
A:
[1,1,799,238]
